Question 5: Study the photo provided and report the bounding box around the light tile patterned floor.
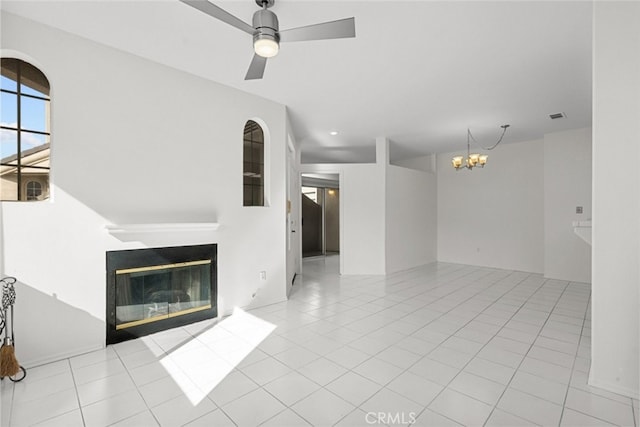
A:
[1,257,638,426]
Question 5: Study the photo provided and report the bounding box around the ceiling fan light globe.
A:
[254,38,279,58]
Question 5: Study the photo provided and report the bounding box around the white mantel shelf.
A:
[105,223,220,235]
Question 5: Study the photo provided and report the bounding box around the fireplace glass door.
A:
[106,244,217,344]
[115,260,211,330]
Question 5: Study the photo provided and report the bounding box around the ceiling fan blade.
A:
[245,54,268,80]
[280,17,355,42]
[180,0,255,35]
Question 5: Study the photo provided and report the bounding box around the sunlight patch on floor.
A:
[160,307,276,405]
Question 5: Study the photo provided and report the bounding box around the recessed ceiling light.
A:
[330,131,338,136]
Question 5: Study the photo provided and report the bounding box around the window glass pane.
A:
[1,129,18,200]
[19,61,49,98]
[0,76,17,92]
[243,185,252,205]
[0,173,18,201]
[25,180,43,200]
[1,92,17,125]
[246,161,256,175]
[20,133,50,176]
[21,131,49,152]
[250,128,259,142]
[243,141,251,162]
[19,169,48,201]
[0,58,18,91]
[21,167,49,188]
[253,186,263,205]
[1,129,18,162]
[21,97,49,133]
[21,165,50,175]
[252,144,262,164]
[20,85,48,98]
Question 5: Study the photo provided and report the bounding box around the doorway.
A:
[301,174,339,258]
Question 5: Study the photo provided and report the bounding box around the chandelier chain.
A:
[468,124,510,151]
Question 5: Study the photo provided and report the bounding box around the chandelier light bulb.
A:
[452,156,464,169]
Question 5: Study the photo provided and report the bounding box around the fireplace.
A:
[106,244,217,345]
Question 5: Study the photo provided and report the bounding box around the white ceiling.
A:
[1,0,593,163]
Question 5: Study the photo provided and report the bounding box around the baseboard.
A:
[588,375,640,400]
[20,343,104,370]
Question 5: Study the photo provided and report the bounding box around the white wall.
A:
[590,1,640,399]
[392,155,435,173]
[386,165,437,274]
[543,128,592,283]
[1,12,290,367]
[437,139,545,273]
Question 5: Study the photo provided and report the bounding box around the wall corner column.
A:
[590,0,640,399]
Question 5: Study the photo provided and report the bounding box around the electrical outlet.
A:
[576,206,583,214]
[260,271,266,281]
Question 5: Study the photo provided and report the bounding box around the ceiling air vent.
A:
[549,112,566,120]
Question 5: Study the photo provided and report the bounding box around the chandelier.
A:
[452,124,510,170]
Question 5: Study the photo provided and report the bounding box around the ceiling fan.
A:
[180,0,356,80]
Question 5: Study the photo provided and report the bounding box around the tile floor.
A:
[1,257,638,426]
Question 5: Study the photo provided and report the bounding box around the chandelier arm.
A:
[468,124,510,151]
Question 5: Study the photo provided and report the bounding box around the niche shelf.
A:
[572,219,592,246]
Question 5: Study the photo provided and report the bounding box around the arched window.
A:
[243,120,264,206]
[1,58,51,201]
[26,180,43,201]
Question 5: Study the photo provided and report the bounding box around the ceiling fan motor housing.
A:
[255,0,275,7]
[253,8,280,43]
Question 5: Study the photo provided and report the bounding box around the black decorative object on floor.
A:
[0,276,27,382]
